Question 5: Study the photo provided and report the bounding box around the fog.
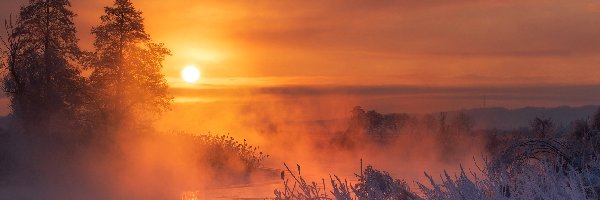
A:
[2,89,596,199]
[153,95,491,198]
[3,0,600,199]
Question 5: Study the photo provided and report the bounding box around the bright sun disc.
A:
[181,65,201,83]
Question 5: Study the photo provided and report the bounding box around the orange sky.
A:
[2,0,600,113]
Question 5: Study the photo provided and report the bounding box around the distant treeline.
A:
[333,106,600,160]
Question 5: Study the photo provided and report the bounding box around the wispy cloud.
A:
[2,0,600,112]
[170,83,600,112]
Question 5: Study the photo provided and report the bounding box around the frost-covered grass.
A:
[275,160,419,200]
[418,158,600,200]
[275,157,600,200]
[275,133,600,200]
[274,110,600,199]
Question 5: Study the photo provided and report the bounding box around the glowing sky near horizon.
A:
[2,0,600,113]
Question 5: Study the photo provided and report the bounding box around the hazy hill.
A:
[449,105,600,130]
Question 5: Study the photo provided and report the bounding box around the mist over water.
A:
[152,95,493,198]
[2,0,600,199]
[154,93,600,198]
[1,87,597,199]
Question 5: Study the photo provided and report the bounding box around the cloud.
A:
[225,0,600,55]
[172,84,600,97]
[2,0,600,101]
[169,84,600,113]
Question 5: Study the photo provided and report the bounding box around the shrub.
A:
[166,132,268,174]
[274,160,419,200]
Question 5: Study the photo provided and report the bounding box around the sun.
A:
[181,65,201,83]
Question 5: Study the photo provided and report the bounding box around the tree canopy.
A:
[2,0,86,129]
[0,0,172,133]
[88,0,172,128]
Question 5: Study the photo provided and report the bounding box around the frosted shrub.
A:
[415,136,600,200]
[274,161,420,200]
[275,113,600,199]
[417,166,486,200]
[353,166,419,200]
[167,132,268,172]
[275,157,600,200]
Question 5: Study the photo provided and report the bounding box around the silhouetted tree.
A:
[365,110,384,136]
[88,0,172,128]
[1,0,86,130]
[451,112,474,133]
[345,106,411,144]
[438,112,448,135]
[531,117,554,138]
[348,106,367,134]
[422,114,437,132]
[591,107,600,131]
[571,119,590,141]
